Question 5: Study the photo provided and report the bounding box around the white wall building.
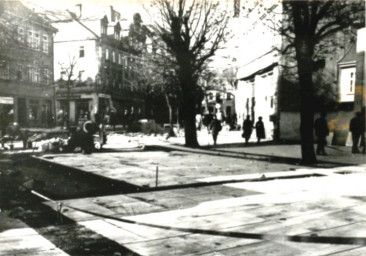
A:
[232,1,282,139]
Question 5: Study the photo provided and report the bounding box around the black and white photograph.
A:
[0,0,366,255]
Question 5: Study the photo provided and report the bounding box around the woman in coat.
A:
[242,115,253,144]
[209,115,222,146]
[255,116,265,143]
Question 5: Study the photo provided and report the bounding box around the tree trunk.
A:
[177,59,199,147]
[165,93,176,137]
[66,80,70,131]
[182,91,199,147]
[295,37,317,164]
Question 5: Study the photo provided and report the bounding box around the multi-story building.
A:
[0,0,56,130]
[233,1,282,140]
[355,24,366,114]
[50,5,146,126]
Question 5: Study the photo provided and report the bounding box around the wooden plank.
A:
[0,232,64,256]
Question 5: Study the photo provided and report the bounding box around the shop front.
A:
[56,93,114,127]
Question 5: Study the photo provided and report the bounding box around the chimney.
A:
[110,6,114,22]
[75,4,82,18]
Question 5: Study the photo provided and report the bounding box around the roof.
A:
[237,49,279,80]
[338,43,357,65]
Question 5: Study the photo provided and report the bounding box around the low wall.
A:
[279,111,354,146]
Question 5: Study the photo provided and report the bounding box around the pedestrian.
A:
[56,109,64,127]
[242,115,253,144]
[314,111,329,155]
[196,113,202,131]
[209,115,222,146]
[202,112,213,133]
[361,107,365,154]
[255,116,265,143]
[349,112,363,153]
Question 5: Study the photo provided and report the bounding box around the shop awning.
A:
[0,97,14,104]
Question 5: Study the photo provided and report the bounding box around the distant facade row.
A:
[0,1,155,130]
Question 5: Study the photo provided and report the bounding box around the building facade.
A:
[51,6,146,126]
[233,1,360,143]
[0,0,56,130]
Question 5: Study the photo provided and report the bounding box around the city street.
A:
[0,0,365,254]
[1,130,366,255]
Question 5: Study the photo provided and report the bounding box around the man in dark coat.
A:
[349,112,363,153]
[314,112,329,155]
[255,116,265,143]
[242,115,253,144]
[209,115,222,146]
[361,107,365,154]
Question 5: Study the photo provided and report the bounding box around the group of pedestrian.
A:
[239,110,365,155]
[314,110,365,155]
[242,115,266,145]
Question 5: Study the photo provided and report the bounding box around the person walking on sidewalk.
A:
[242,115,253,145]
[349,112,363,153]
[314,111,329,155]
[360,107,365,154]
[210,115,222,146]
[255,116,265,143]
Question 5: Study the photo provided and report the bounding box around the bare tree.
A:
[198,69,218,113]
[253,0,364,164]
[148,0,231,147]
[283,1,363,164]
[58,57,78,130]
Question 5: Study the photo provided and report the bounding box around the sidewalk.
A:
[2,128,365,166]
[133,129,365,166]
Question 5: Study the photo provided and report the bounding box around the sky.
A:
[22,0,148,23]
[20,0,240,70]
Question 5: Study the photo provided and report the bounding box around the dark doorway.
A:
[17,98,27,126]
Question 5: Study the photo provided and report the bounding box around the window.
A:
[118,53,122,65]
[101,24,107,34]
[79,46,85,58]
[29,100,39,121]
[43,69,49,84]
[42,35,48,53]
[112,51,116,63]
[34,32,40,50]
[78,70,84,81]
[114,31,119,40]
[270,96,274,108]
[98,46,102,58]
[27,66,40,83]
[17,27,24,43]
[34,67,40,82]
[106,48,109,60]
[27,31,33,48]
[339,66,356,102]
[28,66,33,81]
[350,72,354,92]
[0,64,9,79]
[17,65,23,80]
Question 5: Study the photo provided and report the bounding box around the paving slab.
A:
[37,164,366,255]
[0,227,68,256]
[37,150,313,189]
[4,131,366,255]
